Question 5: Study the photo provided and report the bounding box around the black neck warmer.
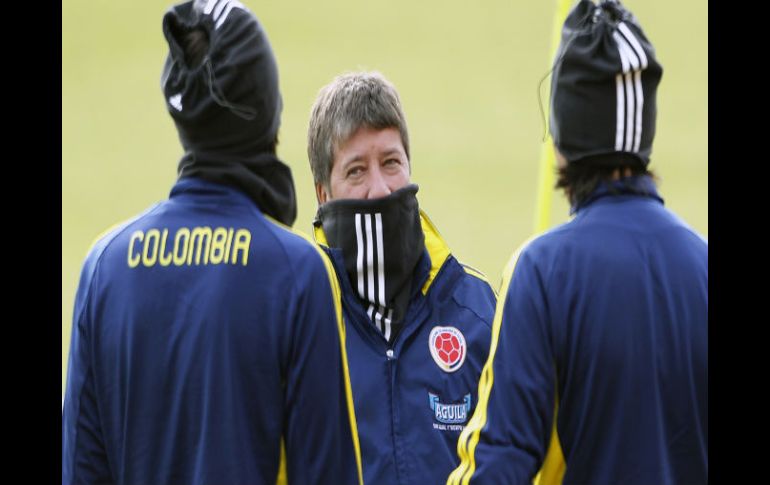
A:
[314,184,425,343]
[161,0,296,225]
[177,151,296,226]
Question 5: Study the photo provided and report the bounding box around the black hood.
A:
[550,0,663,167]
[160,0,296,225]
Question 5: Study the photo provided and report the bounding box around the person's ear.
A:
[316,183,329,204]
[553,144,568,169]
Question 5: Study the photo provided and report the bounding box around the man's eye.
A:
[347,166,364,177]
[384,159,400,166]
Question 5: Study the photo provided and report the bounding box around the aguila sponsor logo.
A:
[429,393,471,425]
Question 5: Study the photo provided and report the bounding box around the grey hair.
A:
[307,71,410,191]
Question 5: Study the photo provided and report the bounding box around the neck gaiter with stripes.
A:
[314,184,425,344]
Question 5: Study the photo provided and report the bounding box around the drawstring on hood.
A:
[203,58,258,121]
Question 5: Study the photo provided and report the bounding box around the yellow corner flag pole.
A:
[533,0,575,233]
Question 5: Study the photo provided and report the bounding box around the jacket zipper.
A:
[386,348,403,485]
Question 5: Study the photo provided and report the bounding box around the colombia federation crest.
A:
[428,326,467,373]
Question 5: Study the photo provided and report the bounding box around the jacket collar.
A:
[572,175,664,214]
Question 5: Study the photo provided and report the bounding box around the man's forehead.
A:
[334,128,406,163]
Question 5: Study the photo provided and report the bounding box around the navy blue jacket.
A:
[316,211,496,485]
[450,176,708,485]
[62,178,362,485]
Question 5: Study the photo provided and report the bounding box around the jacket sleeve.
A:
[448,245,561,485]
[282,248,363,485]
[62,252,113,485]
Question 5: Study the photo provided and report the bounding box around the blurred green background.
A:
[62,0,707,394]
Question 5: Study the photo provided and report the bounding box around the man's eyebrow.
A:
[380,148,403,157]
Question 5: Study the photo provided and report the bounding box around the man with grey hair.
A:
[308,71,496,485]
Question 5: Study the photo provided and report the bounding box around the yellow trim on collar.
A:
[313,223,329,247]
[419,209,451,295]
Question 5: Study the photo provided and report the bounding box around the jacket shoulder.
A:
[260,215,339,286]
[82,204,164,272]
[442,257,497,330]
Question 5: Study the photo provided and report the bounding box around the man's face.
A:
[317,126,410,203]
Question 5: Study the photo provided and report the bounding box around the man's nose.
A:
[367,166,391,199]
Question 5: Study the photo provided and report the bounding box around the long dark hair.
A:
[555,153,655,207]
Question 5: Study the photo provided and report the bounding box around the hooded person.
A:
[306,71,498,485]
[449,2,708,484]
[61,1,363,484]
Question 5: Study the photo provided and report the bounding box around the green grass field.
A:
[62,0,707,394]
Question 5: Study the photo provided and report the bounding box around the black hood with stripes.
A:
[550,0,663,166]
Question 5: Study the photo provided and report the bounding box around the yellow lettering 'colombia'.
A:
[126,226,251,268]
